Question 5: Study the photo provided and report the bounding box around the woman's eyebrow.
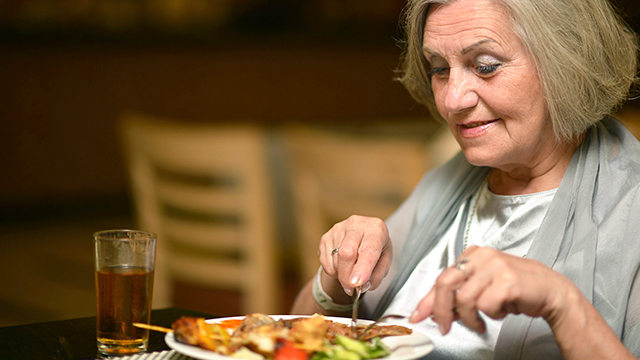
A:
[422,39,497,56]
[461,39,496,54]
[422,46,438,57]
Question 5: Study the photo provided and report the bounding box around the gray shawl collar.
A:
[371,116,640,358]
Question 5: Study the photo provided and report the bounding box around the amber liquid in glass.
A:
[95,266,154,355]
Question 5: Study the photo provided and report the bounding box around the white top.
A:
[366,181,557,359]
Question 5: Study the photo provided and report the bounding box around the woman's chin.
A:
[461,149,490,167]
[462,151,505,169]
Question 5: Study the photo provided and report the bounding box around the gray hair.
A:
[397,0,639,143]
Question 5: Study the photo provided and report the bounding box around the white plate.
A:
[165,315,434,360]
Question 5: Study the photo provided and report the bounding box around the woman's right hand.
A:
[318,215,393,296]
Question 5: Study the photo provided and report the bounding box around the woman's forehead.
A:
[423,0,518,55]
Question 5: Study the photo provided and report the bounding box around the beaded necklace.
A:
[462,175,488,252]
[462,174,528,258]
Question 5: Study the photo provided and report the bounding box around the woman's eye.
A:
[427,67,449,76]
[477,64,500,75]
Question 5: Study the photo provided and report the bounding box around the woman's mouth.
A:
[458,119,496,137]
[463,120,493,128]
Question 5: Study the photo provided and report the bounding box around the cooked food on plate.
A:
[171,313,412,360]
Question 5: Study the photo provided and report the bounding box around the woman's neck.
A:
[488,134,585,195]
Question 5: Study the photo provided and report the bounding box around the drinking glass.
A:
[94,229,156,355]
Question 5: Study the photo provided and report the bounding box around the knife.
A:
[351,286,362,338]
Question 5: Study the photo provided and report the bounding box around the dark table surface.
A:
[0,307,214,360]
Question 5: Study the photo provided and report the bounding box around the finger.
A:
[463,249,530,319]
[475,269,527,320]
[335,229,363,293]
[409,256,473,324]
[367,244,392,291]
[431,266,466,334]
[318,229,342,276]
[456,248,540,325]
[319,219,357,275]
[350,223,390,288]
[410,287,435,323]
[454,273,489,334]
[451,248,503,333]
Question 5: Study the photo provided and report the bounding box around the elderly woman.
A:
[291,0,640,358]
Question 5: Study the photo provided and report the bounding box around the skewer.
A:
[133,322,173,333]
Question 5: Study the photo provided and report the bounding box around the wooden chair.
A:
[281,122,439,283]
[120,112,280,314]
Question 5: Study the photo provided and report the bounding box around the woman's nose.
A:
[442,69,478,114]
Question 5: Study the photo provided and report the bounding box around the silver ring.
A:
[331,247,339,255]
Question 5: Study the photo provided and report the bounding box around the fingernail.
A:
[350,275,360,287]
[409,310,419,323]
[362,281,371,293]
[438,323,447,335]
[345,288,353,296]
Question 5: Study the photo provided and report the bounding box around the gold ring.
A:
[454,257,470,272]
[331,247,339,255]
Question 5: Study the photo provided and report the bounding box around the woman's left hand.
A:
[409,245,575,335]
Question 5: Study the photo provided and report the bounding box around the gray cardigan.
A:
[367,117,640,358]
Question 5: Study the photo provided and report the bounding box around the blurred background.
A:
[0,0,638,327]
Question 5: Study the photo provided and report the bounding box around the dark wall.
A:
[614,0,640,32]
[0,41,428,212]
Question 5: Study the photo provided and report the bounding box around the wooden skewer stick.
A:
[133,322,173,333]
[134,321,228,341]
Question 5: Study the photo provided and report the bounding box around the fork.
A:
[351,286,362,337]
[357,314,406,340]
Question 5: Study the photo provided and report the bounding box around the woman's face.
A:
[424,0,555,172]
